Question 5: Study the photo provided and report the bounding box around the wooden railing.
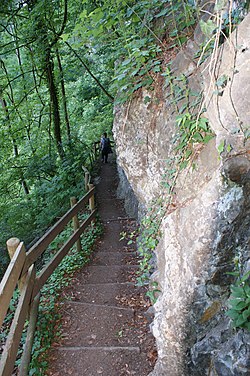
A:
[0,179,96,376]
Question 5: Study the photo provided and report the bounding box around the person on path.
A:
[100,132,112,163]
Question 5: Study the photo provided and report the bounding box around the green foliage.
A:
[226,268,250,331]
[146,281,161,304]
[120,207,162,302]
[136,202,163,287]
[0,154,87,248]
[217,139,233,157]
[175,112,214,167]
[71,0,200,104]
[163,67,215,169]
[0,0,114,276]
[200,19,217,37]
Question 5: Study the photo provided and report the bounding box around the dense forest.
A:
[0,0,116,273]
[0,0,248,273]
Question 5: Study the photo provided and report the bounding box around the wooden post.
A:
[84,172,90,192]
[6,238,26,291]
[6,237,20,260]
[88,184,95,212]
[19,292,41,376]
[88,183,95,225]
[70,197,82,252]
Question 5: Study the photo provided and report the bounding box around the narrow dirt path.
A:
[46,156,156,376]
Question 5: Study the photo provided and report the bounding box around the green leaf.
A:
[226,271,240,277]
[203,134,214,144]
[244,128,250,139]
[226,309,239,319]
[178,36,187,45]
[235,314,247,327]
[185,149,192,159]
[216,75,228,88]
[228,298,243,307]
[179,103,188,114]
[217,140,225,154]
[200,19,217,36]
[230,286,246,298]
[180,160,188,170]
[79,9,88,20]
[192,132,203,142]
[61,33,69,42]
[241,270,250,282]
[244,321,250,331]
[89,8,104,22]
[214,0,228,11]
[144,96,151,104]
[153,65,161,73]
[122,58,132,66]
[198,117,209,131]
[242,307,250,320]
[155,8,169,18]
[234,301,249,310]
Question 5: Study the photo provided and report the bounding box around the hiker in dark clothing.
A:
[100,132,112,163]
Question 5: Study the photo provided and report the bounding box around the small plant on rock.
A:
[226,265,250,331]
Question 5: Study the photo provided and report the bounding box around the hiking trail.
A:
[46,155,156,376]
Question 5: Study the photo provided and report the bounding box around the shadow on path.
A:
[46,156,156,376]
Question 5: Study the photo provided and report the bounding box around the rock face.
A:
[116,164,140,219]
[113,13,250,376]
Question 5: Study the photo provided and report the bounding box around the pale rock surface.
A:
[113,13,250,376]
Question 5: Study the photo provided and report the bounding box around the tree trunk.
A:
[56,48,71,145]
[46,52,65,160]
[0,97,30,195]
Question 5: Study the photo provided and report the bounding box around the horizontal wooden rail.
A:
[0,243,26,328]
[0,265,35,376]
[32,209,97,298]
[22,187,95,276]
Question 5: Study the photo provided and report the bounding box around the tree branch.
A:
[64,41,114,102]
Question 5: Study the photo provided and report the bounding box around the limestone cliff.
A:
[113,13,250,376]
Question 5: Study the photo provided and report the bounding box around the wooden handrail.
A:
[0,180,97,376]
[0,265,35,376]
[22,187,95,276]
[0,243,26,328]
[32,209,97,299]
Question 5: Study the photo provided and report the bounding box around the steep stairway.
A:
[46,156,155,376]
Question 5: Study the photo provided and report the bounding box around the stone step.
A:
[98,199,126,220]
[91,251,138,266]
[47,346,151,376]
[96,245,135,253]
[95,225,127,251]
[58,301,139,348]
[79,265,138,284]
[68,282,139,306]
